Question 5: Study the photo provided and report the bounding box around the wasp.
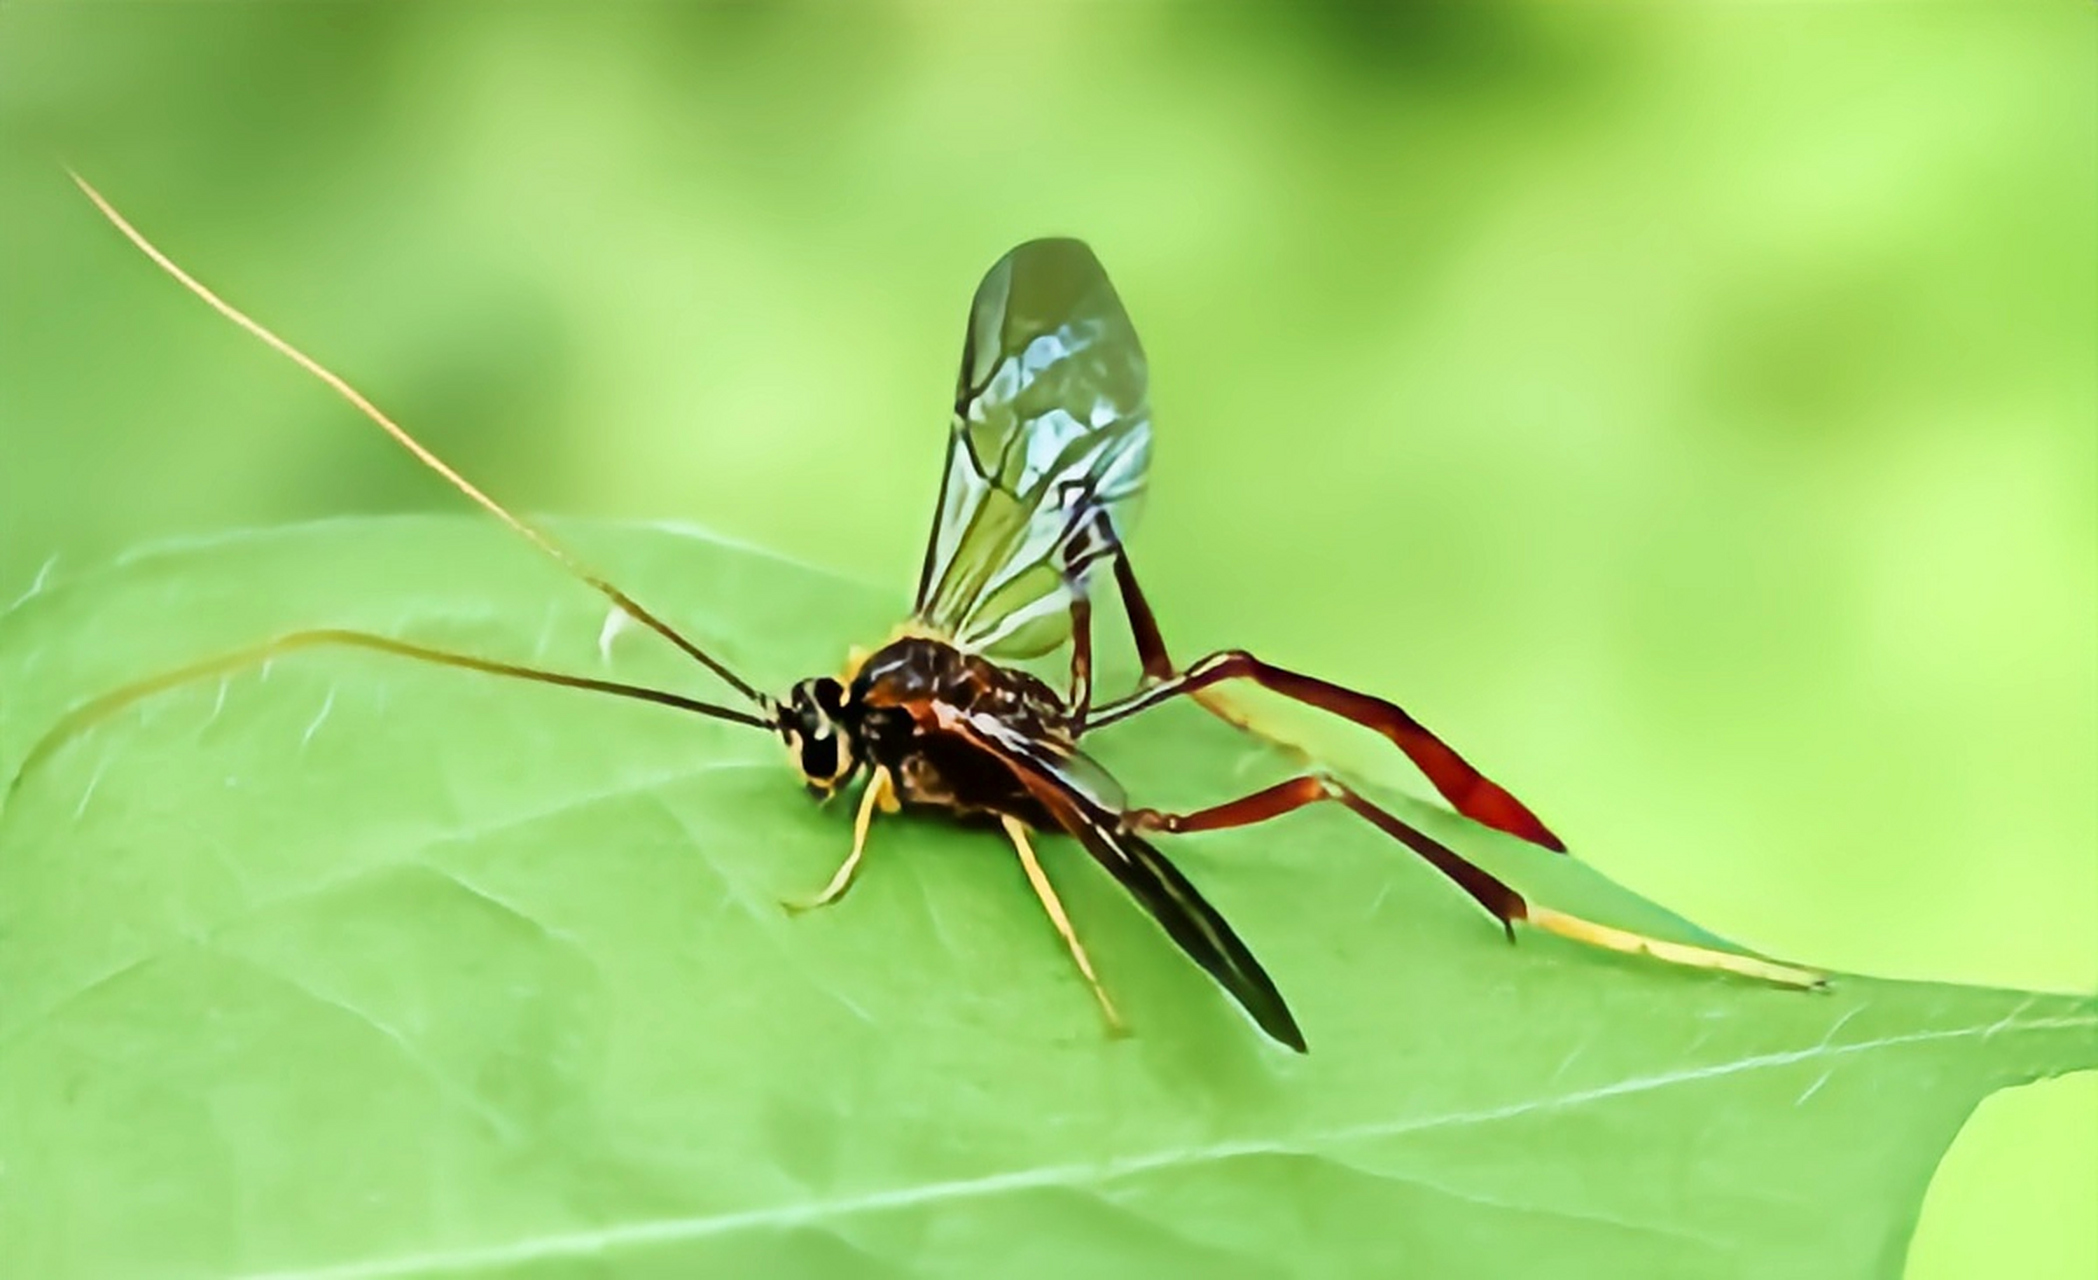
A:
[34,176,1822,1053]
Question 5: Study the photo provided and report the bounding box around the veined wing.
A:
[912,238,1151,657]
[948,708,1305,1052]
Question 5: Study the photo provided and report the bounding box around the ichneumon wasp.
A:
[25,174,1824,1053]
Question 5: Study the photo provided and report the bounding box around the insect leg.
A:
[1516,904,1825,989]
[1126,777,1824,989]
[9,627,767,797]
[784,768,897,913]
[1108,546,1175,681]
[1065,595,1095,730]
[1001,815,1126,1035]
[1102,549,1283,740]
[1128,776,1525,928]
[1089,646,1564,852]
[1049,497,1116,730]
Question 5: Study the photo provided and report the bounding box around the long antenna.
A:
[66,169,772,712]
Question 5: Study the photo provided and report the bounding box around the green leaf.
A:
[2,517,2091,1280]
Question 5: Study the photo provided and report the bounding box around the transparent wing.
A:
[912,238,1151,657]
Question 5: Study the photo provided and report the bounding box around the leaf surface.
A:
[1,518,2090,1280]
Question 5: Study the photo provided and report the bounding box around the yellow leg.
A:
[1002,816,1126,1036]
[785,768,895,913]
[1525,905,1829,990]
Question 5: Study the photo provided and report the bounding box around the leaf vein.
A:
[227,1012,2097,1280]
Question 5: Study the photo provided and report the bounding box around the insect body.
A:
[35,177,1825,1056]
[771,626,1310,1047]
[835,637,1075,823]
[780,636,1092,838]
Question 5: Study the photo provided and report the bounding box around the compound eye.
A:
[811,677,846,716]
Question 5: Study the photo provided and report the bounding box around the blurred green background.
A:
[1,3,2090,1276]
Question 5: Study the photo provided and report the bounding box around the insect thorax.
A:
[837,635,1073,821]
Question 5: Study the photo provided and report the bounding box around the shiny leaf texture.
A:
[1,518,2091,1280]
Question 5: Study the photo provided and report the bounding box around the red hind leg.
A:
[1093,546,1558,850]
[1125,776,1823,988]
[1092,639,1564,852]
[1127,775,1527,929]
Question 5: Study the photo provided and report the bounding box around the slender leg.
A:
[1051,498,1116,731]
[1516,905,1825,988]
[784,768,897,913]
[1104,548,1310,742]
[1091,646,1564,852]
[1110,548,1175,682]
[1002,815,1126,1035]
[1128,776,1526,930]
[1126,777,1825,989]
[1065,595,1095,731]
[9,627,765,797]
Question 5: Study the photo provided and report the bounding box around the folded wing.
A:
[951,709,1305,1052]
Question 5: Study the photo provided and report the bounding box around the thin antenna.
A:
[66,169,772,711]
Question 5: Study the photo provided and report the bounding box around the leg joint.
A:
[1119,807,1171,835]
[1190,649,1254,678]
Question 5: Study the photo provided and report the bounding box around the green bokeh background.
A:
[1,4,2089,1277]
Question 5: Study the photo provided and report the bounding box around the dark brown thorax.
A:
[847,635,1075,825]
